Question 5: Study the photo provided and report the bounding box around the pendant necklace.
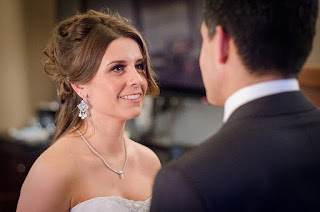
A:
[76,129,127,179]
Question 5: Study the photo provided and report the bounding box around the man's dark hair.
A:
[203,0,318,77]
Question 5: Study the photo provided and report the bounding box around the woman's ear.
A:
[215,25,229,64]
[71,83,86,99]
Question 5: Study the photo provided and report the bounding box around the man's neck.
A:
[224,69,289,105]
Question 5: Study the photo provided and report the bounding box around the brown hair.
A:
[43,10,159,142]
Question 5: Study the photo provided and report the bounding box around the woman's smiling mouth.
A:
[120,94,141,100]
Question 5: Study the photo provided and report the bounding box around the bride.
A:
[17,10,161,212]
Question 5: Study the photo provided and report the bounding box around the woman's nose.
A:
[128,66,143,87]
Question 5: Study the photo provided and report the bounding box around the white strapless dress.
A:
[70,196,151,212]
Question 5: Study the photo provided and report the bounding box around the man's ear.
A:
[71,83,86,99]
[215,25,229,64]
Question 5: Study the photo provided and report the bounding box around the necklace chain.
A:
[76,129,128,179]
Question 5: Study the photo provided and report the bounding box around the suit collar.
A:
[223,79,300,122]
[224,91,316,125]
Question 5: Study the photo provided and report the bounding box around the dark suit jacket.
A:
[151,91,320,212]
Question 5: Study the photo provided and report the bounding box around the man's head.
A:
[202,0,318,76]
[200,0,318,106]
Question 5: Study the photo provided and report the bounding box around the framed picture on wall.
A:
[139,0,205,96]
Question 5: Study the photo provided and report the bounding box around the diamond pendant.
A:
[119,170,124,179]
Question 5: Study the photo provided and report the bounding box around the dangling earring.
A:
[77,99,89,119]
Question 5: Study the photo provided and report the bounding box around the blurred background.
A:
[0,0,319,211]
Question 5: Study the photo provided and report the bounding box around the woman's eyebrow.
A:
[107,60,126,66]
[136,58,145,63]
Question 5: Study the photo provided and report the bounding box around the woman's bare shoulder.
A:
[128,138,161,172]
[17,135,81,212]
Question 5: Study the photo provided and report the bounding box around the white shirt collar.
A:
[223,78,300,123]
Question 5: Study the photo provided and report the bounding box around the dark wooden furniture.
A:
[0,135,49,212]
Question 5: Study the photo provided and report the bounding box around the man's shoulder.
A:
[156,132,241,193]
[159,120,273,178]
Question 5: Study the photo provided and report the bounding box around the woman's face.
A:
[83,37,148,121]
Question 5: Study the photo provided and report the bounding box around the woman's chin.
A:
[126,111,142,120]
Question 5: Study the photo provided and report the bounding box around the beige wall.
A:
[22,0,56,110]
[0,0,56,132]
[306,0,320,67]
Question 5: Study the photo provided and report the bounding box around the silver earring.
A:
[77,99,89,119]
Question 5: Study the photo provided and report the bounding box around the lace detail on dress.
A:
[70,196,151,212]
[107,196,151,211]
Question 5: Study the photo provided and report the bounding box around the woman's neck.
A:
[78,116,126,156]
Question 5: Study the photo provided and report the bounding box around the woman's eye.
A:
[111,65,125,72]
[136,63,146,73]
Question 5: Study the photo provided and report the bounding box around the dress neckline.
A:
[70,196,152,211]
